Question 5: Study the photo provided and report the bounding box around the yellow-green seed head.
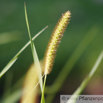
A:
[44,11,71,75]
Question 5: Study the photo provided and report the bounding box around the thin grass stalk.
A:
[66,50,103,103]
[41,75,47,103]
[24,3,43,91]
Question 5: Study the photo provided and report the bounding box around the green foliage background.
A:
[0,0,103,103]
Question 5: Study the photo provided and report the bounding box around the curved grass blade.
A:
[24,2,43,91]
[66,50,103,103]
[0,26,48,78]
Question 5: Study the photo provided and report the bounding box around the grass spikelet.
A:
[44,11,71,75]
[41,11,71,103]
[21,61,44,103]
[21,64,39,103]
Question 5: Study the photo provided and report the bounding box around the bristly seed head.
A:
[44,11,71,75]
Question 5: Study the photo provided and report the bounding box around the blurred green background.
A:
[0,0,103,103]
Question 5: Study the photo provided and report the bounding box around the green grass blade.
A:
[66,50,103,103]
[24,2,43,91]
[0,57,17,78]
[32,44,43,90]
[0,26,48,78]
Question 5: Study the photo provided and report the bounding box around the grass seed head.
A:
[44,11,71,75]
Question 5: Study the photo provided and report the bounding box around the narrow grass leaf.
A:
[24,3,43,91]
[66,50,103,103]
[0,57,17,78]
[0,26,48,78]
[32,44,43,91]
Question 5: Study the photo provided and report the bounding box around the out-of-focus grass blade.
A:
[0,26,48,78]
[0,31,22,45]
[21,64,40,103]
[41,75,47,103]
[24,2,43,91]
[1,89,22,103]
[66,50,103,103]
